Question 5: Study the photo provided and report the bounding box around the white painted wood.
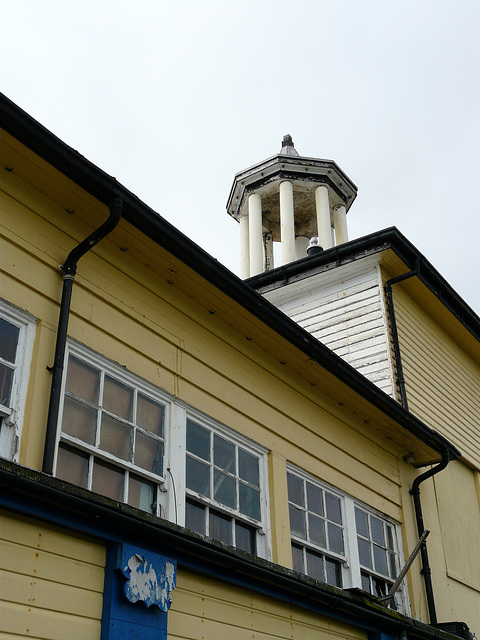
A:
[249,193,263,276]
[279,181,296,265]
[264,258,396,397]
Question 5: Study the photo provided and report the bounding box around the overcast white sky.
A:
[2,1,479,312]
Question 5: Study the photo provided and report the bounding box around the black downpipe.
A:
[410,451,450,626]
[384,270,418,410]
[42,198,123,475]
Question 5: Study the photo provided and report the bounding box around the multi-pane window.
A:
[185,417,264,555]
[56,347,167,516]
[287,466,405,611]
[287,471,345,587]
[355,506,398,601]
[0,300,35,461]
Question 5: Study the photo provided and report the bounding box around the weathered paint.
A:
[264,255,396,397]
[0,508,105,639]
[392,283,480,468]
[121,546,176,611]
[169,568,368,640]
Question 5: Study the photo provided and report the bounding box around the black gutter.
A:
[42,198,123,474]
[410,451,450,626]
[0,459,460,640]
[247,227,480,345]
[0,92,461,463]
[385,269,419,410]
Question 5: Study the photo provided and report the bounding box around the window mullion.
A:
[167,402,187,525]
[343,497,360,588]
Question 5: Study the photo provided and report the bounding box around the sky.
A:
[2,0,479,312]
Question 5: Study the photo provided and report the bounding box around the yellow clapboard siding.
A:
[170,570,365,640]
[393,286,480,467]
[0,601,101,640]
[0,512,104,639]
[0,539,104,591]
[0,510,105,565]
[0,569,102,619]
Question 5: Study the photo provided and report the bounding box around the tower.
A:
[227,135,357,278]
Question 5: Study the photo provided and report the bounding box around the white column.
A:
[333,205,348,245]
[249,193,263,276]
[279,181,296,265]
[239,214,250,279]
[315,185,333,250]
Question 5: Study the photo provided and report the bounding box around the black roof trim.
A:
[0,93,461,460]
[247,228,480,344]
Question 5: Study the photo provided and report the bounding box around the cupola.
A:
[227,135,358,278]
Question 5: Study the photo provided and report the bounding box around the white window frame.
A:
[287,464,409,613]
[54,341,271,560]
[55,340,173,518]
[0,299,35,461]
[182,406,271,560]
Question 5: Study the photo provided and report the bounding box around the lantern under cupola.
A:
[227,135,357,278]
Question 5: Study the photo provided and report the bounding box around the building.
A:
[0,95,479,639]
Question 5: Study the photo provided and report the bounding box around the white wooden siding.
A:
[264,258,397,397]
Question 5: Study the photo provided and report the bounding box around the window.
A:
[287,471,345,587]
[0,300,35,461]
[56,344,168,516]
[185,416,267,555]
[355,506,398,600]
[287,466,405,610]
[55,343,270,560]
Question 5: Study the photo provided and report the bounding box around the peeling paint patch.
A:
[120,545,176,611]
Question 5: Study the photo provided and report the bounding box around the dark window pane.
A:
[291,544,304,573]
[370,516,385,546]
[100,414,132,460]
[209,509,232,545]
[361,571,371,592]
[135,430,163,475]
[0,364,14,407]
[214,469,236,509]
[239,483,260,520]
[238,449,259,486]
[373,545,388,575]
[287,473,304,506]
[235,522,256,554]
[306,550,324,581]
[66,356,99,404]
[129,474,155,513]
[103,375,133,421]
[388,552,397,579]
[386,525,395,551]
[186,419,210,460]
[186,455,210,497]
[355,507,369,538]
[372,576,389,597]
[0,318,19,362]
[306,483,324,516]
[325,492,342,524]
[214,435,235,472]
[92,459,124,501]
[358,538,372,568]
[327,522,344,555]
[325,557,342,587]
[185,499,206,535]
[289,504,306,539]
[62,396,97,444]
[308,513,326,548]
[56,444,89,488]
[137,394,164,436]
